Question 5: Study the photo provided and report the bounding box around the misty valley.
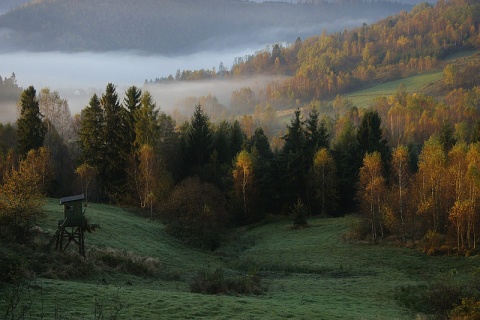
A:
[5,0,480,319]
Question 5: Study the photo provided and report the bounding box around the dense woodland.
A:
[2,0,480,260]
[0,0,411,55]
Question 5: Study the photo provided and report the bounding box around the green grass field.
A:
[2,200,480,319]
[343,71,443,109]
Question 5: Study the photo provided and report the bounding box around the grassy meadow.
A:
[2,199,480,319]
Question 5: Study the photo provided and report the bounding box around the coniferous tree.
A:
[229,120,245,161]
[80,94,104,168]
[123,86,142,153]
[357,109,389,162]
[134,91,159,149]
[100,83,129,198]
[439,122,456,154]
[280,109,307,211]
[183,104,213,176]
[246,127,274,217]
[157,113,181,180]
[332,118,360,212]
[17,86,46,156]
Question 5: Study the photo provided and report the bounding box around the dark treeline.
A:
[3,73,480,251]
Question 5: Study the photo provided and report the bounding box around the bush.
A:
[162,177,229,250]
[94,248,160,277]
[449,298,480,320]
[395,273,470,317]
[0,252,25,283]
[291,198,307,228]
[190,268,266,295]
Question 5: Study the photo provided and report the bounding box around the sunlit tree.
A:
[232,149,255,222]
[75,163,97,204]
[390,145,411,243]
[0,148,47,241]
[358,151,386,243]
[312,148,337,215]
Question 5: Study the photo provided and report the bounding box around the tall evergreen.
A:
[229,120,245,160]
[247,127,274,216]
[183,105,213,176]
[357,109,389,162]
[100,83,129,198]
[212,121,231,165]
[17,86,46,156]
[80,94,104,166]
[439,122,456,154]
[279,109,308,212]
[134,91,159,149]
[333,119,361,213]
[123,86,142,153]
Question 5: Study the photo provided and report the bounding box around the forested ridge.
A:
[0,0,411,54]
[4,0,480,317]
[161,0,480,114]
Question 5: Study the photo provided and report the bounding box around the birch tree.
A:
[232,149,255,223]
[313,148,337,216]
[390,145,411,243]
[358,151,386,243]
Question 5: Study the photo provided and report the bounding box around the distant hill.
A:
[0,0,411,55]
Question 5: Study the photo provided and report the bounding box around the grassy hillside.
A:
[2,200,480,318]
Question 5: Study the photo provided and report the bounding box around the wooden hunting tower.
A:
[55,194,87,257]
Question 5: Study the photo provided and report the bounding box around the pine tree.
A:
[332,118,360,212]
[100,83,129,198]
[357,109,389,162]
[134,91,159,149]
[280,109,308,211]
[17,86,46,156]
[123,86,142,153]
[80,94,104,167]
[183,104,213,176]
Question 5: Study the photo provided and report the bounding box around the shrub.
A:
[449,298,480,320]
[395,273,469,317]
[0,252,25,283]
[189,268,266,295]
[162,177,229,250]
[291,198,307,228]
[94,248,160,277]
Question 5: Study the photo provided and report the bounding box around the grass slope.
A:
[3,201,480,319]
[344,71,443,109]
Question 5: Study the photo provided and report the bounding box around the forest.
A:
[3,0,480,318]
[1,0,480,251]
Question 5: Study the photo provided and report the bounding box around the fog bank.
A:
[0,48,261,116]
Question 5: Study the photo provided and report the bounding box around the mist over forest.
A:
[0,0,422,122]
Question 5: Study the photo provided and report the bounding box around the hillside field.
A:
[2,199,480,319]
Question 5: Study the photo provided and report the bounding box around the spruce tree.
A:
[17,86,46,156]
[183,104,213,176]
[80,94,104,166]
[100,83,129,198]
[357,109,389,162]
[123,86,142,153]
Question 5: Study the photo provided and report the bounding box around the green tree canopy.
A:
[16,86,46,156]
